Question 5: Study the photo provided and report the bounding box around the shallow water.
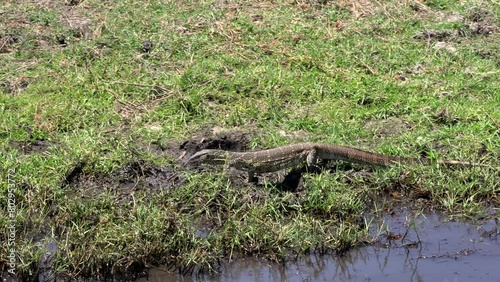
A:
[139,208,500,282]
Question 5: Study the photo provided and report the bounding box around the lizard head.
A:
[187,149,229,165]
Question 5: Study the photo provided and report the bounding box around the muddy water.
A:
[138,208,500,282]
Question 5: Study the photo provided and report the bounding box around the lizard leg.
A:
[247,171,258,183]
[305,149,323,173]
[222,164,230,178]
[306,149,318,166]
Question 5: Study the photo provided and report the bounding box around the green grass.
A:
[1,0,499,280]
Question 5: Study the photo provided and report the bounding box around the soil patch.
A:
[64,160,185,201]
[466,7,498,35]
[0,33,23,53]
[180,130,251,160]
[9,139,56,154]
[414,29,458,41]
[1,79,29,95]
[414,7,497,42]
[364,118,410,136]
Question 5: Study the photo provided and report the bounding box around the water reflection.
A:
[139,209,499,282]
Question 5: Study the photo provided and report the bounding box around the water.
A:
[138,208,500,282]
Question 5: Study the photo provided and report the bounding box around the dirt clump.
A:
[64,160,185,203]
[414,29,458,41]
[181,130,250,160]
[9,139,56,154]
[364,118,410,136]
[466,8,498,35]
[1,79,29,95]
[0,33,23,53]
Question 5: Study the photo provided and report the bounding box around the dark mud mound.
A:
[9,139,56,154]
[466,7,498,35]
[180,130,250,159]
[64,159,185,201]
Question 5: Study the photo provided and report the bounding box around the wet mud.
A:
[9,139,56,155]
[180,130,251,159]
[64,159,185,201]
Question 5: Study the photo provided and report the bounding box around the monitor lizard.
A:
[187,142,491,182]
